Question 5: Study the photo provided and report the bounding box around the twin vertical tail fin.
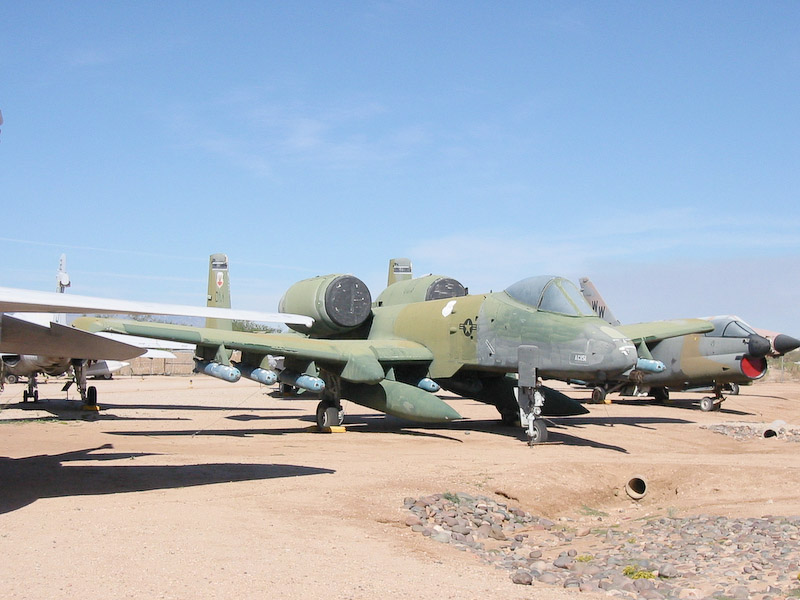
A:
[387,258,413,287]
[579,277,621,326]
[206,253,232,330]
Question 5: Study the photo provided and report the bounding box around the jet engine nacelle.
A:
[374,274,466,307]
[279,274,372,338]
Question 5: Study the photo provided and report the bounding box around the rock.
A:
[537,572,559,584]
[431,531,451,544]
[405,515,422,527]
[659,564,680,578]
[553,555,574,569]
[510,570,533,585]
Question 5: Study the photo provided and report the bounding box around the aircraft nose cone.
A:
[747,335,772,358]
[773,334,800,355]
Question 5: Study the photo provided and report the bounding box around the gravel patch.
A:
[403,493,800,599]
[701,421,800,442]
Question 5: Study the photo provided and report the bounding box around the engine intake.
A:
[279,274,372,337]
[375,275,466,307]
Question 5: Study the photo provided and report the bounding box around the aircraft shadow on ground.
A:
[355,416,631,452]
[1,400,301,423]
[601,397,752,416]
[0,444,334,514]
[2,400,190,423]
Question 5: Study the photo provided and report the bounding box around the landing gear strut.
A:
[63,360,98,410]
[517,385,548,445]
[517,346,548,446]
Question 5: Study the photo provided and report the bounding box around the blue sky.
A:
[1,1,798,333]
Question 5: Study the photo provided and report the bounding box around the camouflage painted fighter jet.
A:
[74,255,714,444]
[578,277,800,410]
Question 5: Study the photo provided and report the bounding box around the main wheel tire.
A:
[5,374,18,384]
[23,390,29,402]
[527,419,548,445]
[727,383,740,395]
[86,386,98,406]
[700,397,714,412]
[32,390,39,403]
[591,387,606,403]
[316,402,343,428]
[651,387,669,403]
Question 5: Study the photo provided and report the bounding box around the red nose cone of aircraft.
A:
[773,334,800,355]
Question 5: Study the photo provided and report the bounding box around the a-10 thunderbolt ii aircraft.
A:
[74,255,714,444]
[578,277,800,410]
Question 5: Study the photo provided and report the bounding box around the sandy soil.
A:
[1,376,799,599]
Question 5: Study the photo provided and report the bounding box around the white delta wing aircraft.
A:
[0,255,311,408]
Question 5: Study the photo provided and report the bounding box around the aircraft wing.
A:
[0,314,144,361]
[616,318,714,345]
[73,317,433,384]
[0,286,312,326]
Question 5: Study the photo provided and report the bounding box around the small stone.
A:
[537,572,559,584]
[405,515,423,527]
[431,531,451,544]
[553,555,574,569]
[511,570,533,585]
[659,564,679,578]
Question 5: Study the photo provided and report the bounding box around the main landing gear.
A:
[23,377,39,403]
[63,360,99,411]
[591,386,608,404]
[650,386,669,404]
[699,385,726,412]
[315,372,344,429]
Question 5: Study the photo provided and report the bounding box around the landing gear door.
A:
[518,345,540,387]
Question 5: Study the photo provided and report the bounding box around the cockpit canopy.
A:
[505,276,595,317]
[705,316,757,338]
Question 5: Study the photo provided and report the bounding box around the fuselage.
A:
[1,354,71,378]
[371,279,637,383]
[641,323,768,389]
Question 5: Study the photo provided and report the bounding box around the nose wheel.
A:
[527,418,548,445]
[516,384,549,445]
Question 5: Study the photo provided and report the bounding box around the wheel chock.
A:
[82,404,100,412]
[304,425,346,433]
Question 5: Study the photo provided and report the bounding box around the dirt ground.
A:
[1,376,799,599]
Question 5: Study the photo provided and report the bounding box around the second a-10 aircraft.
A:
[75,256,712,444]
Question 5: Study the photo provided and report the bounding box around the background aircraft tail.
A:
[387,258,413,287]
[579,277,621,326]
[206,253,232,330]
